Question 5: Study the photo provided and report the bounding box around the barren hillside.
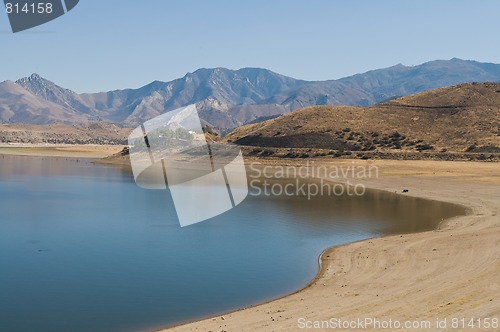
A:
[226,83,500,160]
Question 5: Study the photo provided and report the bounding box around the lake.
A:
[0,155,464,332]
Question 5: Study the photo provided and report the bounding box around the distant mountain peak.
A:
[15,74,66,94]
[16,73,64,93]
[16,73,46,84]
[15,73,94,116]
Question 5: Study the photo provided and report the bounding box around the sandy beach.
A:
[158,159,500,331]
[0,144,126,159]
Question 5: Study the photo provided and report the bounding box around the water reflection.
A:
[0,154,134,182]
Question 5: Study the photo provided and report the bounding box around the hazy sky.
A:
[1,0,500,92]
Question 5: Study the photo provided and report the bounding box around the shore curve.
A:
[158,159,500,331]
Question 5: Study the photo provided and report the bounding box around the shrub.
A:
[416,144,434,151]
[350,144,361,151]
[283,151,299,158]
[466,144,477,152]
[390,132,402,139]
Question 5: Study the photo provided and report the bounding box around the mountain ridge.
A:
[3,58,500,129]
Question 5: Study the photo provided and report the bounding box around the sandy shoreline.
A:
[0,143,126,159]
[2,148,498,331]
[158,159,500,331]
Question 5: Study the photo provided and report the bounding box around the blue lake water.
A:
[0,155,464,332]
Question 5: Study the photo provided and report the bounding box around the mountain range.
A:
[2,58,500,131]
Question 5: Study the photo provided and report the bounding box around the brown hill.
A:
[226,82,500,159]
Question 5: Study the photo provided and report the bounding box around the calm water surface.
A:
[0,155,464,332]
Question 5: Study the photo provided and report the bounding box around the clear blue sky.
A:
[1,0,500,93]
